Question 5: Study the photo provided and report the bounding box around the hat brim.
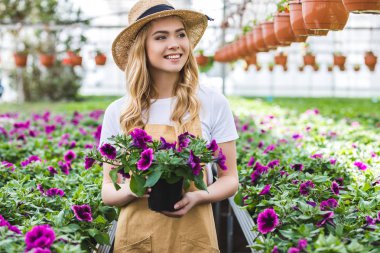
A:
[112,9,209,71]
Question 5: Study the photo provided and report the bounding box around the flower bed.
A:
[233,101,380,252]
[0,110,117,253]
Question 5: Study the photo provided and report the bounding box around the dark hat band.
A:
[137,4,175,20]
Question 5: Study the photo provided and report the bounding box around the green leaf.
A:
[109,169,121,191]
[130,174,146,197]
[194,173,207,191]
[144,170,162,187]
[93,215,107,224]
[234,190,244,206]
[89,229,110,245]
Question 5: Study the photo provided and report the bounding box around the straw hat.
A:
[112,0,213,71]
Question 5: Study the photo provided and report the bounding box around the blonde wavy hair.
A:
[120,17,201,136]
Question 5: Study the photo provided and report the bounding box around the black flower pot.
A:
[148,178,183,212]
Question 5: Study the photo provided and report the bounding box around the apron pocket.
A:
[114,235,152,253]
[180,236,220,253]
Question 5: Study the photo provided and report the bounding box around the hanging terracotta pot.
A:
[253,25,269,52]
[39,54,55,68]
[237,36,249,58]
[303,54,316,66]
[274,53,288,67]
[262,21,280,49]
[95,54,107,66]
[295,36,308,42]
[70,55,82,66]
[353,65,361,71]
[328,65,334,72]
[232,42,241,60]
[245,53,257,66]
[342,0,380,14]
[364,51,377,71]
[13,53,28,67]
[274,13,296,45]
[302,0,349,31]
[196,52,209,66]
[289,0,308,36]
[246,31,258,54]
[333,54,346,68]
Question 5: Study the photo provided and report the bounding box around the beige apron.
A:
[113,116,219,253]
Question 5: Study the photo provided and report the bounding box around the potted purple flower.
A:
[86,128,225,212]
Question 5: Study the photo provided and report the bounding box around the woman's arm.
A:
[101,163,139,207]
[162,140,238,217]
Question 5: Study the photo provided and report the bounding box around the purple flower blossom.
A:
[84,157,95,170]
[63,150,76,163]
[69,141,76,148]
[298,239,307,250]
[271,246,279,253]
[206,139,219,152]
[247,157,255,167]
[288,247,300,253]
[330,159,337,165]
[316,211,334,227]
[291,163,304,171]
[311,153,323,159]
[217,149,228,171]
[1,161,15,172]
[306,201,317,207]
[0,215,22,234]
[267,160,279,168]
[29,130,38,137]
[188,150,202,176]
[257,208,279,234]
[58,161,71,175]
[117,168,130,179]
[89,110,104,120]
[241,124,249,131]
[280,170,289,177]
[319,198,338,211]
[263,144,276,154]
[331,181,340,195]
[0,126,8,139]
[21,155,41,167]
[137,148,154,171]
[93,125,102,144]
[159,137,176,150]
[292,133,303,140]
[251,170,260,184]
[84,144,93,149]
[335,178,344,186]
[25,224,55,251]
[99,143,117,160]
[14,120,30,129]
[255,162,268,174]
[130,128,153,149]
[258,141,264,149]
[178,132,194,151]
[299,180,315,196]
[366,216,376,226]
[353,161,367,170]
[47,166,57,175]
[71,204,93,222]
[259,184,271,195]
[44,125,56,135]
[45,188,65,197]
[37,184,45,194]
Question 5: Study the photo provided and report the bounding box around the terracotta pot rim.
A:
[289,0,302,4]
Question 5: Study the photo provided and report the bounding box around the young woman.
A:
[99,0,239,252]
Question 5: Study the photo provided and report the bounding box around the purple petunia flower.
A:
[306,201,317,207]
[93,125,102,144]
[251,170,261,184]
[298,239,308,250]
[330,159,337,165]
[288,247,300,253]
[217,149,228,171]
[331,181,340,195]
[257,208,279,234]
[280,170,289,177]
[0,126,8,139]
[33,248,51,253]
[311,153,323,159]
[117,168,130,179]
[271,246,279,253]
[335,178,344,186]
[259,184,271,195]
[319,198,338,211]
[0,215,22,234]
[206,139,219,152]
[25,224,55,251]
[353,161,367,171]
[159,137,176,150]
[241,124,249,131]
[263,144,276,154]
[267,160,280,168]
[47,166,58,175]
[44,125,56,135]
[137,148,154,171]
[177,132,194,151]
[130,128,153,149]
[99,143,117,160]
[58,161,71,175]
[299,180,315,196]
[247,157,255,167]
[292,133,303,140]
[45,188,65,197]
[188,150,202,176]
[71,204,93,222]
[366,216,376,226]
[63,150,76,163]
[291,163,304,171]
[1,161,15,172]
[255,162,268,174]
[37,184,45,194]
[84,157,96,170]
[84,144,93,149]
[316,211,334,227]
[258,141,264,149]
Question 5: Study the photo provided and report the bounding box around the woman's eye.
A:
[155,36,166,40]
[178,33,186,38]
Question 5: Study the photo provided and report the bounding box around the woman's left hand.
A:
[161,191,201,218]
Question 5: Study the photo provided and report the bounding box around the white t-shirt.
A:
[99,84,239,184]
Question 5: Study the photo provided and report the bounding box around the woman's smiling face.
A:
[145,16,190,74]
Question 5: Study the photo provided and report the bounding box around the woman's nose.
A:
[167,38,180,50]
